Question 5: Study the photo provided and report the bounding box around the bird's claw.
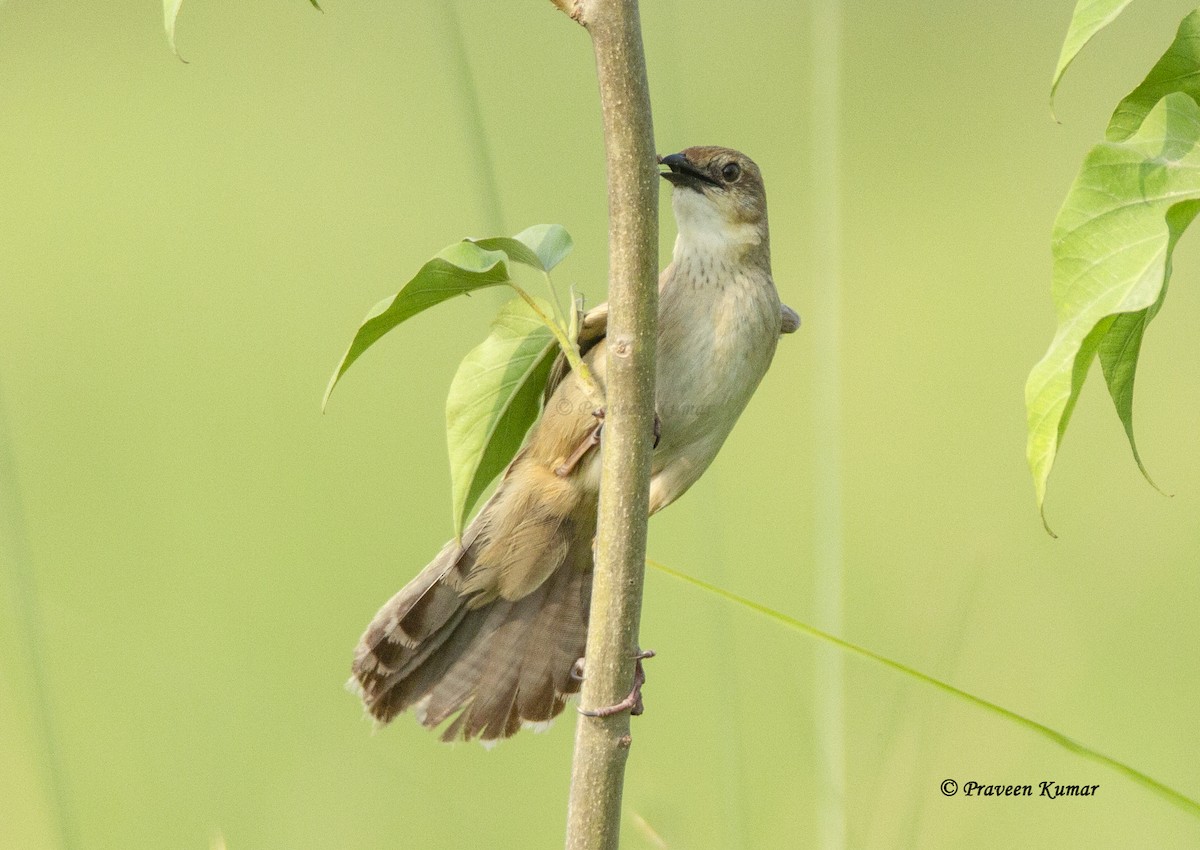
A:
[578,649,655,718]
[554,407,658,478]
[555,410,605,478]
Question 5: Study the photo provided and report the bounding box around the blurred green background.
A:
[2,1,1200,847]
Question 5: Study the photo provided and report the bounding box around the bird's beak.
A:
[658,152,719,192]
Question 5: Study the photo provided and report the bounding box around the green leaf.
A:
[1095,202,1200,493]
[648,558,1200,820]
[1025,93,1200,527]
[163,0,185,60]
[1051,0,1135,106]
[323,241,512,409]
[1109,9,1200,142]
[164,0,324,58]
[471,224,574,273]
[446,298,557,536]
[162,0,319,58]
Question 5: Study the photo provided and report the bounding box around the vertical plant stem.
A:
[705,475,749,849]
[562,1,659,848]
[508,284,604,406]
[0,379,75,850]
[809,2,847,849]
[539,270,571,339]
[440,0,506,236]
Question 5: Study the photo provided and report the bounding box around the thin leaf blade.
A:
[446,297,557,536]
[648,558,1200,820]
[1051,0,1135,105]
[323,242,511,410]
[1025,93,1200,525]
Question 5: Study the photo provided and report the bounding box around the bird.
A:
[350,145,800,742]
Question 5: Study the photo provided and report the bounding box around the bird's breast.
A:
[653,259,780,471]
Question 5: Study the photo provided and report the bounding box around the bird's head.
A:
[659,146,769,258]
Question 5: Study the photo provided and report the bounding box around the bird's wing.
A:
[780,303,801,334]
[543,301,608,404]
[544,299,797,401]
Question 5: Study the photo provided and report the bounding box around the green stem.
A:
[509,283,605,408]
[541,269,570,338]
[809,2,846,847]
[0,379,76,849]
[440,0,505,235]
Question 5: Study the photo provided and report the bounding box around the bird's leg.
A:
[555,408,605,478]
[578,649,656,717]
[555,408,660,478]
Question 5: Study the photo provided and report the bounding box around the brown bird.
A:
[350,146,800,742]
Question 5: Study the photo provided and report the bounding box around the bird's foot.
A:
[578,649,656,717]
[554,407,658,478]
[555,408,606,478]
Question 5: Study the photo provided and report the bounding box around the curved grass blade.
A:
[1025,93,1200,529]
[323,242,512,410]
[446,297,557,536]
[1051,0,1135,108]
[647,558,1200,820]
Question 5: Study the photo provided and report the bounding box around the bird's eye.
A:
[721,162,741,182]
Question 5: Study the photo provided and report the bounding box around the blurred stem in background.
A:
[0,378,75,850]
[705,474,750,849]
[439,0,506,237]
[808,1,847,848]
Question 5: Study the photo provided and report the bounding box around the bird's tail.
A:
[350,497,593,742]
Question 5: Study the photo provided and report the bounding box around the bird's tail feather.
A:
[350,504,593,742]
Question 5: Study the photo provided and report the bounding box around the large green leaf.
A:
[446,298,558,536]
[1051,0,1136,105]
[324,225,579,532]
[471,224,574,273]
[323,241,512,410]
[1026,93,1200,527]
[1108,10,1200,142]
[324,227,576,410]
